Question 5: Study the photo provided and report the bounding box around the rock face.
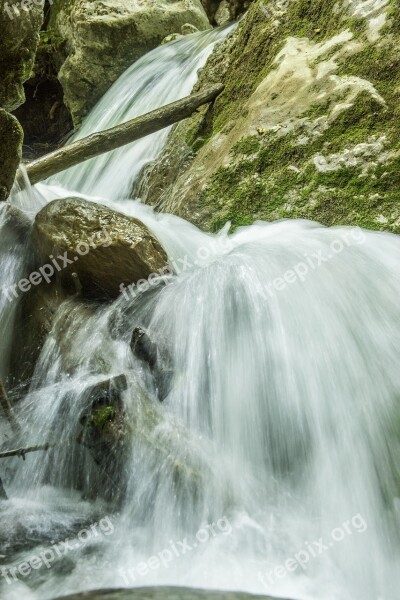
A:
[0,1,44,199]
[0,1,45,111]
[143,0,400,234]
[48,0,211,126]
[32,198,169,299]
[0,111,23,201]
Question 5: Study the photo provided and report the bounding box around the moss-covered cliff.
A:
[144,0,400,233]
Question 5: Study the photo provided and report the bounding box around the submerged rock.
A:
[32,198,169,299]
[144,0,400,234]
[48,0,211,126]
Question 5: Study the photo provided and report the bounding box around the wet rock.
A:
[56,586,293,600]
[48,0,211,126]
[130,328,173,401]
[9,283,69,392]
[0,478,7,500]
[130,328,158,370]
[32,198,169,300]
[77,374,128,503]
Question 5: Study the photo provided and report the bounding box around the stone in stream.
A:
[47,0,211,126]
[130,327,173,402]
[77,374,129,503]
[0,478,7,500]
[55,586,294,600]
[32,198,169,300]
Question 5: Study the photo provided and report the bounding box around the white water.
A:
[1,25,400,600]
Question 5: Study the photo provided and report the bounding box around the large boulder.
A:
[48,0,211,126]
[143,0,400,234]
[32,198,169,299]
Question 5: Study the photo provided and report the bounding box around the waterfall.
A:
[1,25,400,600]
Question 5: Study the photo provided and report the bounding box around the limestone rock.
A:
[32,198,169,299]
[0,0,44,111]
[215,0,232,25]
[48,0,211,126]
[144,0,400,234]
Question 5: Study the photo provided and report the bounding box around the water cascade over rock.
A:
[0,12,399,600]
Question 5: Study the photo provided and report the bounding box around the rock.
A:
[201,0,251,25]
[181,23,200,35]
[9,283,69,391]
[215,0,232,25]
[0,478,7,500]
[161,33,184,45]
[0,1,44,200]
[161,23,201,45]
[0,111,23,202]
[77,374,128,503]
[0,1,44,111]
[56,586,292,600]
[48,0,211,126]
[144,0,400,234]
[130,327,173,401]
[32,198,169,299]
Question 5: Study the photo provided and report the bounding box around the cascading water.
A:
[1,24,400,600]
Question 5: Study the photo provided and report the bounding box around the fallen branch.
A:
[0,379,20,434]
[26,84,224,185]
[0,441,59,460]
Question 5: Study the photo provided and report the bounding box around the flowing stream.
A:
[1,25,400,600]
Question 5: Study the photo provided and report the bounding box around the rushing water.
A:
[1,25,400,600]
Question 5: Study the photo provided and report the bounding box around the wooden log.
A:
[26,84,224,185]
[0,441,58,460]
[0,379,20,434]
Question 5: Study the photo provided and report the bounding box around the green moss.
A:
[91,406,116,430]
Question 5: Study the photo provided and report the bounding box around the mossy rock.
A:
[144,0,400,233]
[0,110,23,201]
